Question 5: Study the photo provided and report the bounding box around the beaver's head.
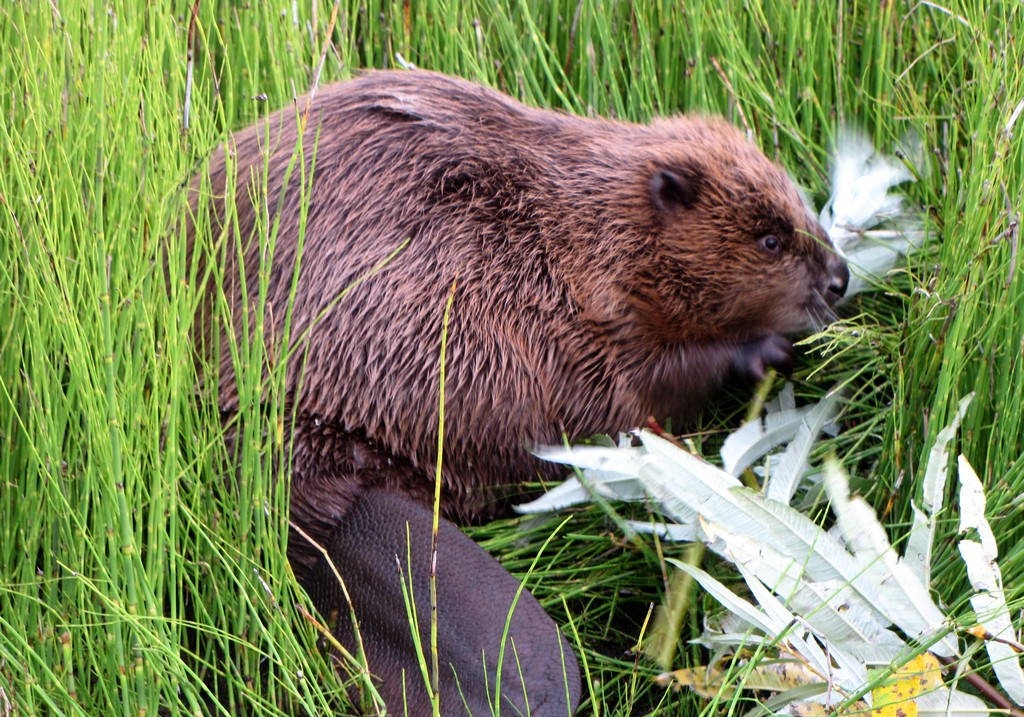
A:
[606,117,848,345]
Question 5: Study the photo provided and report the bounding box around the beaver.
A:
[192,69,848,716]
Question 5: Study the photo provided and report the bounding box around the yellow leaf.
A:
[655,666,736,699]
[656,657,825,700]
[870,653,943,717]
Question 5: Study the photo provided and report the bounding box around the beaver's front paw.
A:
[733,334,794,382]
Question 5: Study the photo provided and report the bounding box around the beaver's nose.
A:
[827,253,849,303]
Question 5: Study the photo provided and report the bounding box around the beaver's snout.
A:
[826,252,850,303]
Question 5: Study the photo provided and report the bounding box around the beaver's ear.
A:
[650,166,703,212]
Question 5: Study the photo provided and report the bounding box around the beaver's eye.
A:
[759,234,782,254]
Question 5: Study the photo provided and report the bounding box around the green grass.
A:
[1,1,1023,715]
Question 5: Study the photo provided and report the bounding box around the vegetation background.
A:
[1,0,1022,715]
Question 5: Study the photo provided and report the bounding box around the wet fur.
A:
[195,69,847,579]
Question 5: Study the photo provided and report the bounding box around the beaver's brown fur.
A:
[196,69,847,579]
